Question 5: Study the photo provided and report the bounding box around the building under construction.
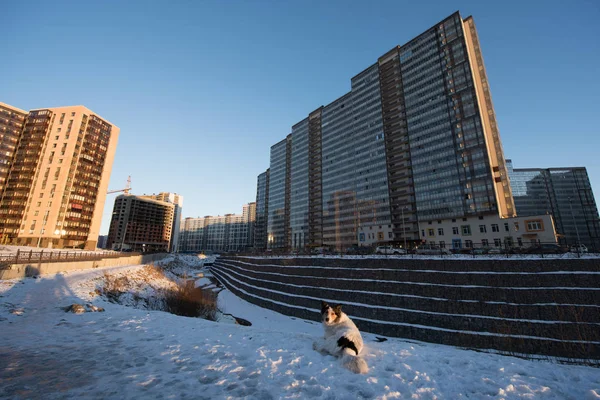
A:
[106,192,183,252]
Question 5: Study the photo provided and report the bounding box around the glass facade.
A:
[401,13,499,221]
[267,137,289,249]
[349,65,392,243]
[321,93,355,250]
[290,119,309,249]
[508,160,600,248]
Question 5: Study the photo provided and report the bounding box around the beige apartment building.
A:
[0,104,119,250]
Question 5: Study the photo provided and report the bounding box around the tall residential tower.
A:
[0,104,119,250]
[262,11,515,252]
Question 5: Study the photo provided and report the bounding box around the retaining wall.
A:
[211,256,600,359]
[0,253,169,280]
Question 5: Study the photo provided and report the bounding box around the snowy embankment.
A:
[0,255,598,399]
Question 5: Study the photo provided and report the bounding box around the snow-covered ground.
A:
[0,259,598,399]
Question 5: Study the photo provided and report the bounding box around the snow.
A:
[0,260,598,399]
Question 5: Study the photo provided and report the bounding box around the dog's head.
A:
[320,301,342,325]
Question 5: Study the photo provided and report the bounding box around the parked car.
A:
[375,245,407,255]
[414,244,451,255]
[570,244,588,253]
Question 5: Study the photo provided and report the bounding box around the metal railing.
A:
[229,242,598,259]
[0,249,142,268]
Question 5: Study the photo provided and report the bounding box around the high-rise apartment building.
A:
[106,194,175,252]
[179,203,256,253]
[139,192,183,252]
[263,12,515,251]
[0,103,28,195]
[0,104,119,250]
[253,169,270,250]
[267,137,291,249]
[507,160,600,248]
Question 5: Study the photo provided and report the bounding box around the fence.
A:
[0,249,141,268]
[235,241,597,259]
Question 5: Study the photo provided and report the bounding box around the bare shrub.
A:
[163,280,218,321]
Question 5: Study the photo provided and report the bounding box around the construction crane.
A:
[107,175,132,195]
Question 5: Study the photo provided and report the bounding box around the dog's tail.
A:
[341,348,368,374]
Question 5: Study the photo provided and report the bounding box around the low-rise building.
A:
[416,214,557,250]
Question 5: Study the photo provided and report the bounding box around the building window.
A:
[428,228,435,236]
[421,230,425,237]
[514,222,520,231]
[452,226,459,235]
[388,232,393,239]
[517,237,523,246]
[438,228,444,235]
[430,241,436,246]
[504,223,510,232]
[494,238,501,247]
[479,225,486,233]
[439,240,446,248]
[482,239,489,247]
[461,225,471,236]
[491,224,499,232]
[526,220,543,231]
[465,240,473,248]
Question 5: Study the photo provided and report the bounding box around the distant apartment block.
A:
[507,160,600,248]
[179,203,256,253]
[261,12,515,252]
[139,192,183,252]
[106,194,175,252]
[0,103,119,250]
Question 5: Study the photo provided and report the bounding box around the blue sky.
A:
[2,0,599,234]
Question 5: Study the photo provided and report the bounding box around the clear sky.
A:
[2,0,599,234]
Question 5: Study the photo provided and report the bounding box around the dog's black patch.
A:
[321,301,329,314]
[337,336,358,355]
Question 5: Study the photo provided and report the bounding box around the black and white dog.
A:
[312,301,368,374]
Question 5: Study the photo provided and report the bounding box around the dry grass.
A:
[100,265,218,321]
[163,280,218,321]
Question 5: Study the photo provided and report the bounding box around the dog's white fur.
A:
[312,301,368,374]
